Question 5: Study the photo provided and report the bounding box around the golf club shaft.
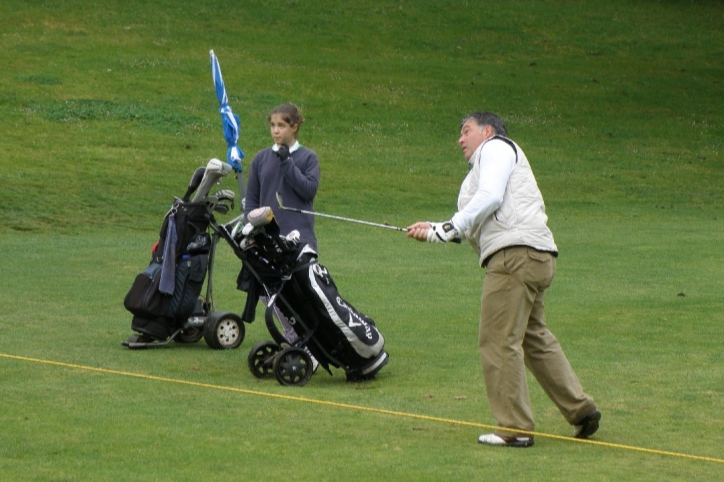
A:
[279,204,407,232]
[236,171,246,210]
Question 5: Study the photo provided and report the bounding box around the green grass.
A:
[1,0,723,480]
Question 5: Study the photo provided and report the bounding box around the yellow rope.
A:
[2,352,722,465]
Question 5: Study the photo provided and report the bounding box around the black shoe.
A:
[573,410,601,439]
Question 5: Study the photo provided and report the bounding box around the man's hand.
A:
[406,222,432,242]
[426,221,459,243]
[407,221,461,243]
[276,144,291,162]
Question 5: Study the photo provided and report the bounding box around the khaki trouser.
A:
[479,246,596,438]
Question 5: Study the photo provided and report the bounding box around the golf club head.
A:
[211,189,235,214]
[191,159,233,203]
[182,167,206,202]
[214,189,236,203]
[213,203,230,215]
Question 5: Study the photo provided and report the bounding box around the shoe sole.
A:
[478,437,535,448]
[575,411,601,439]
[506,439,535,448]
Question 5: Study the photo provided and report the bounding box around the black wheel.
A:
[174,327,204,344]
[247,341,280,379]
[203,312,245,350]
[273,347,314,387]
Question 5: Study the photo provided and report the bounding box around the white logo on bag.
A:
[313,264,328,278]
[337,297,374,340]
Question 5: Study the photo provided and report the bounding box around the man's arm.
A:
[451,139,516,233]
[407,139,516,244]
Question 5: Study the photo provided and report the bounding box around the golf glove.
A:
[426,221,459,243]
[276,144,291,162]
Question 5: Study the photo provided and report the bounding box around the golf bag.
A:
[124,200,212,340]
[235,214,389,381]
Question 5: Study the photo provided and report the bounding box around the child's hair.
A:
[267,103,305,128]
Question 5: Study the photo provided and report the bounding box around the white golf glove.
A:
[426,221,459,243]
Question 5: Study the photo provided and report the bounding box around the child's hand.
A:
[276,144,291,162]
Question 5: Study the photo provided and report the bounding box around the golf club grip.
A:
[236,171,246,209]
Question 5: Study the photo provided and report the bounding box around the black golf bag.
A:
[235,216,389,381]
[123,200,212,340]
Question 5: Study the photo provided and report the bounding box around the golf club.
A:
[192,158,233,203]
[182,167,206,202]
[275,192,408,232]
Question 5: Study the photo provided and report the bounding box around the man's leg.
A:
[522,254,597,425]
[479,248,536,438]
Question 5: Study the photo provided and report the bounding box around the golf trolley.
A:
[122,159,247,350]
[224,207,389,387]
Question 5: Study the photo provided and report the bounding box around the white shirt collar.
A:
[272,141,300,153]
[468,142,485,166]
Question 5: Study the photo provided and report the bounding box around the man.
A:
[407,112,600,447]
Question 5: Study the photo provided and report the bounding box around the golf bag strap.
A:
[283,266,321,344]
[264,301,289,346]
[283,266,350,372]
[289,258,317,274]
[262,259,319,349]
[262,281,317,348]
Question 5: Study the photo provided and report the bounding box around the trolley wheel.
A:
[174,327,204,344]
[203,312,245,350]
[273,347,314,387]
[247,341,281,379]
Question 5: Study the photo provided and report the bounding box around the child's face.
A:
[269,114,298,147]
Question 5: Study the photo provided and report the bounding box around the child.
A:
[244,104,321,347]
[244,103,320,250]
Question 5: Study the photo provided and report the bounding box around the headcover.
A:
[248,206,274,228]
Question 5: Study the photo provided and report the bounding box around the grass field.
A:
[1,0,723,480]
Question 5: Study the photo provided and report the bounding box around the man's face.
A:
[458,120,493,161]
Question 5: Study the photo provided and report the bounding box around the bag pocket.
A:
[167,254,208,319]
[124,262,170,319]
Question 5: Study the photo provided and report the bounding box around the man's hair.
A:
[268,103,305,128]
[460,112,508,137]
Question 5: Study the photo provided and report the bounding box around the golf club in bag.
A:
[121,158,246,349]
[222,206,389,387]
